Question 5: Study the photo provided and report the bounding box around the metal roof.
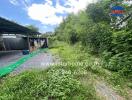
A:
[0,17,41,35]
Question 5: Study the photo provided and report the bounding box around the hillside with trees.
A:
[53,0,132,79]
[0,0,131,99]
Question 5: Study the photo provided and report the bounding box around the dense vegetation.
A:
[53,0,132,79]
[0,42,103,99]
[0,0,131,99]
[0,69,95,99]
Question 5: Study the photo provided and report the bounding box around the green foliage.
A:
[107,73,125,87]
[112,30,132,54]
[42,69,81,99]
[54,0,132,78]
[128,83,132,89]
[48,36,58,48]
[55,14,79,44]
[86,1,110,23]
[55,0,112,54]
[106,53,132,71]
[0,67,97,100]
[102,30,132,78]
[51,42,131,99]
[26,25,39,32]
[82,23,112,54]
[1,0,132,99]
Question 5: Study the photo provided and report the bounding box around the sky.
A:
[0,0,96,33]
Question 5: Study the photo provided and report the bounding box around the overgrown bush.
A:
[105,53,132,71]
[83,23,112,54]
[48,36,58,48]
[112,30,132,54]
[53,0,131,79]
[103,30,132,78]
[0,68,97,100]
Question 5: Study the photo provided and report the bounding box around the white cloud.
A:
[21,0,29,8]
[45,0,52,6]
[9,0,19,5]
[27,0,97,25]
[64,0,96,14]
[9,0,97,26]
[9,0,31,7]
[28,3,63,25]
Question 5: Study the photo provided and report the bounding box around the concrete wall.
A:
[3,37,28,50]
[0,36,48,51]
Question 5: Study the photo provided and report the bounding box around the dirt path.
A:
[79,73,125,100]
[95,81,124,100]
[11,52,57,75]
[93,59,125,100]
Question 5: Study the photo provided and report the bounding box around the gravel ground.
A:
[0,51,23,68]
[11,52,57,75]
[96,82,124,100]
[93,59,124,100]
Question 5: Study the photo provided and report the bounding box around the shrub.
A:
[0,68,97,100]
[106,53,132,71]
[103,30,132,78]
[83,23,112,54]
[112,30,132,54]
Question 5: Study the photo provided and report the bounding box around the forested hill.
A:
[0,0,131,100]
[54,0,132,79]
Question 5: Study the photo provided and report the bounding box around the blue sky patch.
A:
[0,0,95,33]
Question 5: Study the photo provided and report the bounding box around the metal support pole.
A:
[0,33,6,51]
[27,34,30,52]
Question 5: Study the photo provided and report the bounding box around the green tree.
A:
[26,25,39,32]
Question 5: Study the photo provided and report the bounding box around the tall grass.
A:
[0,41,99,100]
[50,41,132,99]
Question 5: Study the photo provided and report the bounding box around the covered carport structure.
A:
[0,17,49,76]
[0,17,48,52]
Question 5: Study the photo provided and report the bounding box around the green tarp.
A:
[0,49,48,77]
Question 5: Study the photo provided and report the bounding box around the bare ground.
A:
[95,81,124,100]
[11,51,57,75]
